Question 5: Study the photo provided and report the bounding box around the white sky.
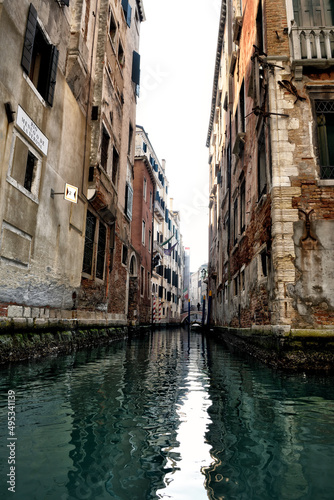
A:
[136,0,221,272]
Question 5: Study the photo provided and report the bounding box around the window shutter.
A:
[122,0,132,27]
[125,183,133,220]
[132,51,140,86]
[21,3,38,75]
[46,45,59,106]
[126,4,132,27]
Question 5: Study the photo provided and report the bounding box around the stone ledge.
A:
[0,326,132,365]
[211,325,334,371]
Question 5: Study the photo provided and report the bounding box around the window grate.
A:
[315,101,334,113]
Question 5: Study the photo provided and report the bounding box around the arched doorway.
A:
[127,253,138,325]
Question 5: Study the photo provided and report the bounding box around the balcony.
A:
[154,200,165,222]
[290,25,334,79]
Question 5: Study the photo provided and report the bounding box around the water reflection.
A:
[0,330,334,499]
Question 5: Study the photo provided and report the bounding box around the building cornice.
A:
[136,0,146,22]
[206,0,227,148]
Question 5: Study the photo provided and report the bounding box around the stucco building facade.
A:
[0,0,145,329]
[207,0,334,333]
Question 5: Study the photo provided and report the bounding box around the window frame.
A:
[21,3,59,107]
[82,211,107,281]
[7,130,42,203]
[314,100,334,179]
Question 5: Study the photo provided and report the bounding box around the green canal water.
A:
[1,329,334,499]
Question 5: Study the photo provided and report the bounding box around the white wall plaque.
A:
[64,183,78,203]
[16,106,49,156]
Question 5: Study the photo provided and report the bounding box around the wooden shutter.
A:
[122,0,132,27]
[46,45,59,106]
[132,51,140,85]
[126,4,132,27]
[21,3,38,75]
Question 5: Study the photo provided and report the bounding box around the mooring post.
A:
[207,291,212,329]
[202,295,206,327]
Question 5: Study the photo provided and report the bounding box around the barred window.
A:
[82,211,106,280]
[315,100,334,179]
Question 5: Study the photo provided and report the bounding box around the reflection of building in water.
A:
[203,337,309,499]
[65,331,193,499]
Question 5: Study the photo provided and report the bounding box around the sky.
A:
[136,0,221,272]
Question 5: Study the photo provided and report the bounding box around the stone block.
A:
[12,318,27,329]
[23,307,31,318]
[31,308,40,319]
[8,305,23,318]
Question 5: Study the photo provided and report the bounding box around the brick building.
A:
[130,153,155,324]
[207,0,334,332]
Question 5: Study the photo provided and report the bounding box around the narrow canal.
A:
[1,329,334,500]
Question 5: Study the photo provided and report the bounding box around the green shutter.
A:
[21,3,38,75]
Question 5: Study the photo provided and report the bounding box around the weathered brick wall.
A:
[109,229,128,315]
[265,0,289,54]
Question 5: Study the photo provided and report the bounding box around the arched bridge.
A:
[180,312,203,324]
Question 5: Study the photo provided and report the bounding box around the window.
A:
[112,147,119,185]
[240,178,246,233]
[233,197,238,245]
[149,191,153,211]
[129,255,137,276]
[293,0,334,27]
[118,40,125,69]
[109,10,117,43]
[122,245,128,266]
[96,223,106,280]
[128,123,133,156]
[140,266,144,296]
[9,133,42,200]
[258,127,267,198]
[260,249,268,278]
[143,177,147,201]
[315,100,334,179]
[240,82,245,133]
[148,230,152,253]
[21,4,59,106]
[142,220,146,245]
[125,183,133,220]
[101,126,110,170]
[82,211,106,280]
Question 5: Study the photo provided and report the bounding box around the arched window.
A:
[129,254,137,276]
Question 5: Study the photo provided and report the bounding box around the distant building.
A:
[189,264,208,310]
[130,153,156,324]
[183,248,191,312]
[207,0,334,332]
[136,126,184,323]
